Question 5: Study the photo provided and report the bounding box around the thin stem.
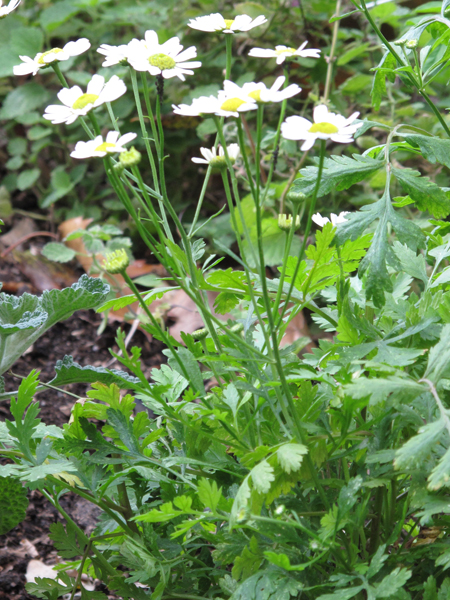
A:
[237,118,257,199]
[276,140,326,329]
[121,271,191,382]
[225,34,233,80]
[188,166,213,237]
[323,0,342,102]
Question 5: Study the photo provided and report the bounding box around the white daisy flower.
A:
[192,144,240,167]
[242,76,301,103]
[173,81,257,118]
[281,104,361,151]
[188,13,267,34]
[70,131,137,159]
[97,43,130,67]
[14,38,91,77]
[43,74,126,125]
[312,212,349,228]
[249,41,321,65]
[127,31,201,81]
[0,0,20,18]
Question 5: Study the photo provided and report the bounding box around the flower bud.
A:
[192,327,208,341]
[278,214,300,232]
[406,39,418,49]
[286,189,306,204]
[103,248,130,274]
[230,323,244,334]
[119,146,142,168]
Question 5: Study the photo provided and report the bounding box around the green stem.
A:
[188,166,213,237]
[272,204,299,322]
[237,118,256,199]
[255,104,264,201]
[121,271,191,382]
[276,140,326,329]
[225,34,233,80]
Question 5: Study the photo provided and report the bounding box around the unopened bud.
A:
[286,189,306,204]
[103,248,129,274]
[393,38,407,47]
[278,213,300,232]
[119,146,141,168]
[192,327,208,341]
[230,323,244,334]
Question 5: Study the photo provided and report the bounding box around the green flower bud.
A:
[113,162,125,174]
[119,146,142,168]
[278,214,300,232]
[103,248,130,274]
[192,327,208,341]
[286,189,306,204]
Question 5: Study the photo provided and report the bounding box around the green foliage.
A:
[0,476,29,534]
[0,275,109,376]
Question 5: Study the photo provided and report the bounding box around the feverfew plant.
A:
[4,2,450,600]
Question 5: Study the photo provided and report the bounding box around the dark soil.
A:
[0,263,164,599]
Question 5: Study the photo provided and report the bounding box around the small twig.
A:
[1,231,59,257]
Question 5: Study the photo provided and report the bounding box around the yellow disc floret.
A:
[72,93,99,110]
[248,89,262,102]
[309,122,339,134]
[95,142,116,153]
[104,249,130,275]
[220,98,245,112]
[37,48,64,65]
[148,53,176,70]
[223,19,234,28]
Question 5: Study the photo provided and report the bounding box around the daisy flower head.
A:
[173,82,257,119]
[249,41,321,65]
[14,39,91,77]
[97,43,130,67]
[70,131,137,159]
[188,13,267,34]
[242,76,301,104]
[192,144,240,168]
[43,74,126,125]
[127,30,201,81]
[0,0,20,18]
[281,104,361,151]
[312,212,349,228]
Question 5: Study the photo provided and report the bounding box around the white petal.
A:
[175,46,198,63]
[249,48,276,58]
[118,132,137,146]
[300,137,316,151]
[57,87,82,107]
[106,131,120,144]
[87,74,105,96]
[313,104,329,123]
[63,38,91,57]
[14,61,37,76]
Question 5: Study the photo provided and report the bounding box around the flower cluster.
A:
[173,78,301,119]
[281,105,361,151]
[71,131,137,159]
[43,74,126,125]
[192,144,240,168]
[98,30,201,81]
[14,39,90,76]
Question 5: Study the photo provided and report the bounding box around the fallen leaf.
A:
[26,559,58,583]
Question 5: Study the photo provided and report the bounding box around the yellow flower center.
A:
[37,48,64,65]
[220,98,245,112]
[276,47,296,55]
[72,93,99,110]
[248,89,262,102]
[95,142,116,153]
[309,122,339,134]
[223,19,235,28]
[148,53,176,70]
